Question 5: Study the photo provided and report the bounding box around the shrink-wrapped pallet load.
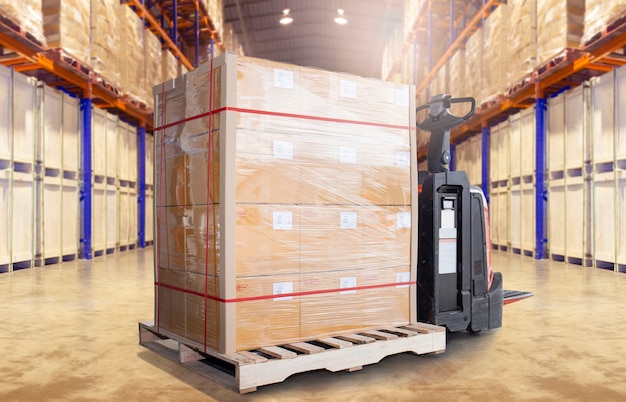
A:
[449,49,466,98]
[537,0,584,67]
[90,0,121,89]
[116,5,145,103]
[161,50,179,84]
[465,28,483,105]
[482,5,508,102]
[582,0,626,45]
[42,0,90,64]
[506,0,537,92]
[153,54,417,353]
[0,0,46,45]
[143,30,161,110]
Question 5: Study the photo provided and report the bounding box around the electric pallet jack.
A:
[416,94,533,333]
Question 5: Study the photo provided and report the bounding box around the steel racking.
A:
[401,2,626,261]
[0,1,223,265]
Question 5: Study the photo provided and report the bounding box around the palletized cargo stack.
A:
[42,0,90,65]
[153,54,417,353]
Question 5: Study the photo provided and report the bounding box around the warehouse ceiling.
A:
[223,0,404,78]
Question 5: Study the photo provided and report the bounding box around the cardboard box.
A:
[235,274,301,350]
[235,204,300,276]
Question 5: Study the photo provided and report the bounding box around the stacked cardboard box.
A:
[143,30,161,109]
[115,5,145,103]
[465,27,483,105]
[506,0,537,91]
[449,50,466,98]
[42,0,90,65]
[90,0,121,89]
[537,0,585,67]
[583,0,626,45]
[0,0,45,45]
[481,5,508,102]
[154,54,417,353]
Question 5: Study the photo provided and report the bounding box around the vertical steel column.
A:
[210,37,214,60]
[80,98,92,259]
[535,97,547,259]
[137,126,146,248]
[481,124,490,203]
[172,0,178,46]
[194,8,200,67]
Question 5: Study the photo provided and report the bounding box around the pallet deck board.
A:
[361,330,399,340]
[138,321,446,394]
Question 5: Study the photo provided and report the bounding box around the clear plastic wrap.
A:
[42,0,90,64]
[115,5,145,103]
[537,0,584,66]
[481,5,507,102]
[90,0,121,89]
[0,0,46,45]
[154,54,416,353]
[465,27,483,105]
[583,0,626,44]
[143,30,161,110]
[449,50,466,98]
[161,50,179,84]
[506,0,537,90]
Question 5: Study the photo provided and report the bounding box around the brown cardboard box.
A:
[235,274,301,350]
[361,206,412,269]
[299,205,365,273]
[299,270,364,338]
[160,205,219,275]
[235,204,300,276]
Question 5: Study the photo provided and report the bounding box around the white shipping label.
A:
[339,146,357,164]
[396,272,411,288]
[396,151,411,167]
[339,80,357,98]
[340,277,357,294]
[273,282,294,301]
[396,212,411,229]
[395,88,410,106]
[273,140,293,160]
[274,69,294,89]
[340,211,357,229]
[273,211,293,230]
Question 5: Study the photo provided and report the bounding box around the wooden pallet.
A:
[138,321,446,394]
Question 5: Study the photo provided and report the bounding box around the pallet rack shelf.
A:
[0,9,159,263]
[125,0,225,70]
[403,5,626,261]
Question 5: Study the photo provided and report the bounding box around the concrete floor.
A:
[1,248,626,401]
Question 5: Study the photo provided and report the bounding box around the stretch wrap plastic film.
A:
[0,0,46,45]
[90,0,121,89]
[582,0,626,44]
[42,0,90,65]
[536,0,584,66]
[153,54,417,353]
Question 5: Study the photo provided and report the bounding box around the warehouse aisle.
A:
[1,249,626,401]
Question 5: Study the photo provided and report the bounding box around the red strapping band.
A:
[155,280,416,303]
[153,106,416,132]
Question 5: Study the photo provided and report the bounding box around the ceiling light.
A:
[334,8,347,25]
[280,9,293,25]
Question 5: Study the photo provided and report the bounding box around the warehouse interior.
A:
[1,0,626,399]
